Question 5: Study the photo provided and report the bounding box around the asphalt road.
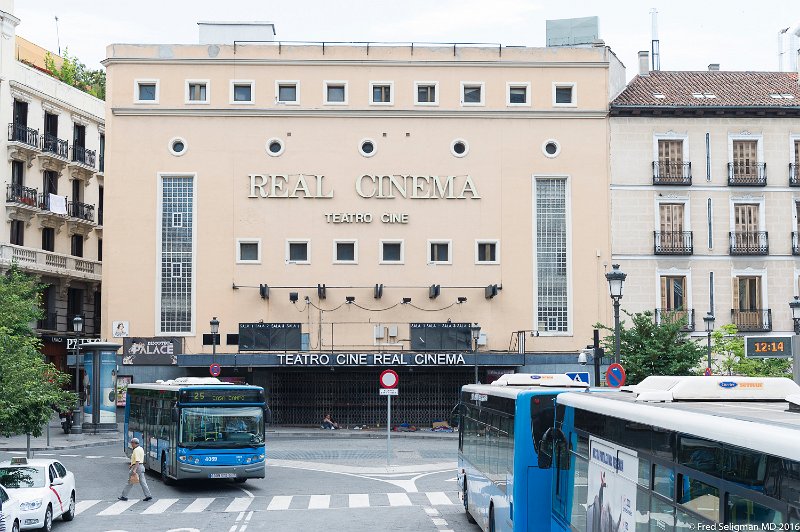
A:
[1,436,480,532]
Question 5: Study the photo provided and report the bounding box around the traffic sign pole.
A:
[378,369,399,468]
[387,394,391,468]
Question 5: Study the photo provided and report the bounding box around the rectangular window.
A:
[334,240,357,263]
[415,82,437,105]
[10,220,24,245]
[658,139,685,180]
[371,83,392,104]
[732,140,758,169]
[277,82,298,103]
[172,212,183,227]
[554,84,576,105]
[461,83,484,105]
[136,81,158,102]
[71,234,83,257]
[232,82,253,103]
[380,240,403,263]
[42,228,55,252]
[98,237,102,261]
[67,288,83,328]
[476,240,498,263]
[186,81,208,103]
[171,262,182,278]
[287,240,310,263]
[727,494,784,525]
[660,276,686,311]
[653,463,675,499]
[325,82,347,104]
[536,178,569,332]
[428,240,451,264]
[507,83,530,105]
[160,176,194,333]
[11,160,23,187]
[678,474,719,522]
[237,240,260,263]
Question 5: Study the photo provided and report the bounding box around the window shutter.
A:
[732,277,740,312]
[660,277,668,309]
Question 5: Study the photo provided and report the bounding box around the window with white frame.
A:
[237,239,261,263]
[286,240,310,263]
[475,240,499,264]
[415,82,438,105]
[324,81,347,104]
[428,240,452,264]
[186,81,209,103]
[370,82,393,105]
[461,82,484,106]
[231,81,254,103]
[553,83,576,106]
[159,175,194,333]
[135,80,158,103]
[507,83,530,106]
[276,81,298,104]
[728,135,764,184]
[536,178,568,332]
[334,240,358,263]
[379,240,403,264]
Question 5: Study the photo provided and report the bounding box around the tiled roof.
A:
[612,71,800,108]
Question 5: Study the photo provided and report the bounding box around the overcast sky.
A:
[14,1,800,77]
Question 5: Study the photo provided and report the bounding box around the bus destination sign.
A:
[744,336,793,358]
[180,388,264,404]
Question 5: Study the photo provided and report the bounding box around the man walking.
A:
[119,437,152,501]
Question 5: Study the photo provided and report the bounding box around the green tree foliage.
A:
[595,310,706,385]
[0,266,75,437]
[712,323,792,377]
[43,49,105,100]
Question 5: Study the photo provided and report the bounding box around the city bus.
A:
[124,377,269,483]
[537,375,800,531]
[456,373,590,532]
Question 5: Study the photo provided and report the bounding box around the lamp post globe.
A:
[605,264,627,364]
[72,315,83,435]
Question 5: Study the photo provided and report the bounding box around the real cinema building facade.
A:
[102,32,624,424]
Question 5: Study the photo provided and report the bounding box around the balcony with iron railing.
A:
[654,231,693,255]
[71,145,96,169]
[8,123,39,149]
[652,162,692,185]
[67,200,95,222]
[794,232,800,256]
[731,309,772,332]
[729,231,769,255]
[36,311,58,331]
[791,163,799,187]
[655,308,695,331]
[727,162,767,186]
[41,133,69,159]
[0,243,101,280]
[6,183,39,207]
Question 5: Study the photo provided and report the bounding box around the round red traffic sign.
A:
[606,363,626,388]
[209,363,222,377]
[379,369,399,389]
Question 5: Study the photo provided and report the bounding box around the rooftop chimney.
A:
[638,51,650,77]
[708,63,720,71]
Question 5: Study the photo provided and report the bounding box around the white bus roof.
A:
[128,377,249,391]
[620,375,800,402]
[491,373,589,388]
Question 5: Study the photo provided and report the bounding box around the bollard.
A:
[26,433,32,458]
[46,421,50,448]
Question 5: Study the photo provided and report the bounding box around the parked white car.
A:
[0,458,75,532]
[0,483,21,532]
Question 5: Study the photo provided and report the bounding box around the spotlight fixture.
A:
[289,292,299,303]
[259,284,269,299]
[374,284,384,299]
[346,296,356,303]
[457,296,467,303]
[317,284,327,300]
[429,284,441,299]
[485,284,499,299]
[402,297,412,304]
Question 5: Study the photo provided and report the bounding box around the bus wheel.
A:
[161,454,174,485]
[489,504,496,532]
[463,480,476,524]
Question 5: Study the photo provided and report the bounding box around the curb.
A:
[0,439,122,452]
[265,431,457,440]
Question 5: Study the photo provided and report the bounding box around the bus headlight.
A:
[258,454,265,461]
[245,457,252,463]
[193,458,200,464]
[178,455,187,462]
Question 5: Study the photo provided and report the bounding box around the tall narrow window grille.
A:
[160,177,193,333]
[536,178,568,332]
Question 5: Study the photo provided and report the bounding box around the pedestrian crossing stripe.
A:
[75,491,459,516]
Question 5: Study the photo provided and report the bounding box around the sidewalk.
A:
[0,419,122,452]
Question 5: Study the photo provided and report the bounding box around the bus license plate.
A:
[209,473,236,478]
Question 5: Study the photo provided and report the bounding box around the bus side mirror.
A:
[448,403,465,428]
[537,427,568,470]
[171,407,179,422]
[264,406,273,425]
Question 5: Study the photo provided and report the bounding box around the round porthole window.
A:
[451,139,469,158]
[542,139,561,158]
[168,137,187,156]
[266,138,285,157]
[359,139,377,158]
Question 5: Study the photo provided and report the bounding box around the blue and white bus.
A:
[124,377,269,483]
[457,373,589,531]
[538,375,800,531]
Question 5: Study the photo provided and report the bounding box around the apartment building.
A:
[610,52,800,337]
[0,2,104,371]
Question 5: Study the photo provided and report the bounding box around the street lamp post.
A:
[790,296,800,335]
[210,317,219,366]
[605,264,627,364]
[72,315,83,435]
[470,325,481,384]
[703,312,715,372]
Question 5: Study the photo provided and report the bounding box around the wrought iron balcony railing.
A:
[729,231,769,255]
[71,145,96,168]
[790,163,799,187]
[731,309,772,332]
[655,308,695,331]
[41,133,69,158]
[728,162,767,186]
[6,183,39,206]
[652,162,692,185]
[36,312,58,331]
[793,232,800,256]
[67,200,95,222]
[8,123,39,148]
[654,231,693,255]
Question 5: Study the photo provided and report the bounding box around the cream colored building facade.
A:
[611,53,800,339]
[103,31,623,423]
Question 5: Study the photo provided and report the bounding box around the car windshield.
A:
[0,466,45,488]
[179,406,264,448]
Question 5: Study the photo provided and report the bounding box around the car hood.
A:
[5,487,48,502]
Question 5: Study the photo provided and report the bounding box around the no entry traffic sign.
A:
[606,363,626,388]
[209,363,222,377]
[380,369,399,389]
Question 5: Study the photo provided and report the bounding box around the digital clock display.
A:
[745,336,793,359]
[180,388,264,404]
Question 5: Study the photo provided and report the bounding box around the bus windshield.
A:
[179,406,265,448]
